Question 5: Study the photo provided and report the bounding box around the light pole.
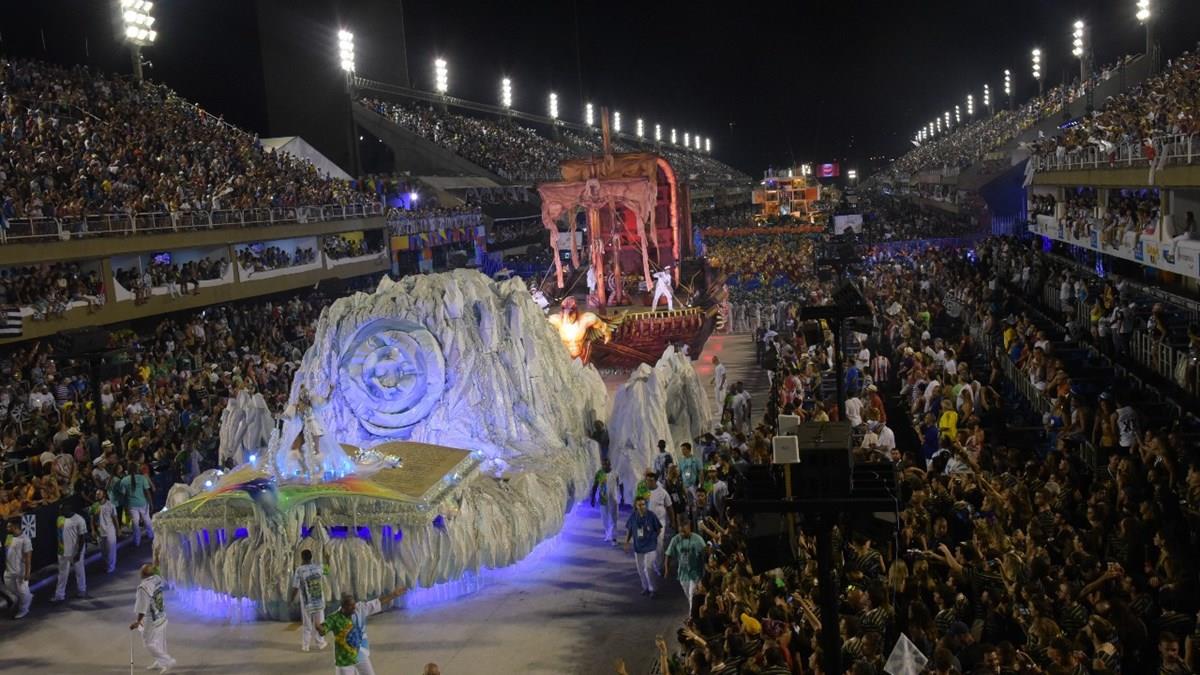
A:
[1137,0,1154,72]
[670,128,677,145]
[337,29,362,176]
[585,102,595,128]
[983,84,992,116]
[434,58,448,95]
[705,137,711,153]
[636,118,644,139]
[1004,69,1013,109]
[1072,20,1087,84]
[654,123,662,144]
[966,93,975,118]
[119,0,157,82]
[954,105,961,125]
[1032,48,1043,97]
[549,92,559,120]
[613,111,621,134]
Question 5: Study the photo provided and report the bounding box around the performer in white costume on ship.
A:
[651,267,675,311]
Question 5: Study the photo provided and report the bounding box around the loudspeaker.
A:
[53,328,109,357]
[744,513,796,571]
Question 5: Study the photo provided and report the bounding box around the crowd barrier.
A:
[1034,133,1197,172]
[0,202,385,244]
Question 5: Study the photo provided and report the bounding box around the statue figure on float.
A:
[274,385,354,482]
[548,297,610,362]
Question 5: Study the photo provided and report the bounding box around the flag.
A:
[0,307,22,338]
[884,633,928,675]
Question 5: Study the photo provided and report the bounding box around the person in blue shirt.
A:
[844,357,862,393]
[623,497,662,598]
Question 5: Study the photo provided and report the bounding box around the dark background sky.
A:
[5,0,1200,177]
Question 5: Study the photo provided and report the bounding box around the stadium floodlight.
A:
[654,123,662,142]
[434,58,448,94]
[636,118,644,138]
[955,105,961,124]
[1137,0,1150,22]
[336,30,355,73]
[1004,69,1012,96]
[695,135,701,151]
[1072,20,1085,58]
[936,118,942,133]
[613,111,621,133]
[847,169,858,181]
[585,102,594,126]
[943,111,950,130]
[983,83,991,111]
[549,92,558,120]
[501,78,512,109]
[1031,48,1043,95]
[966,93,974,116]
[121,0,157,81]
[671,128,677,144]
[705,137,711,153]
[684,131,690,148]
[121,0,157,46]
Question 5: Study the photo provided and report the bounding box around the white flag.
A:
[884,633,929,675]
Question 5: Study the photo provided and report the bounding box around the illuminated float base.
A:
[153,271,609,620]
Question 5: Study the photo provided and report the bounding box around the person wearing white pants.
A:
[120,468,156,546]
[624,497,662,597]
[52,505,88,601]
[651,269,674,311]
[3,519,33,618]
[589,459,621,544]
[318,587,407,675]
[131,564,176,673]
[712,356,727,417]
[289,550,328,652]
[664,520,707,612]
[91,489,119,573]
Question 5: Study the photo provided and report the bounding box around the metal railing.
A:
[0,202,384,244]
[386,211,484,235]
[1034,133,1196,172]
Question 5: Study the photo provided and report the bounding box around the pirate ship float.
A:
[536,109,726,368]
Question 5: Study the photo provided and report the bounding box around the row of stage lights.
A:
[337,29,712,154]
[914,2,1153,144]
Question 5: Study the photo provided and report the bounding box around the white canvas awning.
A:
[261,136,352,181]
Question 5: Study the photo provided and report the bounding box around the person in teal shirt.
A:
[677,442,702,497]
[119,463,155,546]
[664,519,707,611]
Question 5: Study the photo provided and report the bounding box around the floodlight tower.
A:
[670,128,677,145]
[966,93,975,118]
[636,117,644,139]
[120,0,157,82]
[983,84,992,116]
[336,28,362,176]
[1032,48,1044,96]
[501,78,513,110]
[1137,1,1154,72]
[1072,21,1087,84]
[705,137,711,153]
[433,58,448,112]
[1004,70,1013,110]
[654,123,662,145]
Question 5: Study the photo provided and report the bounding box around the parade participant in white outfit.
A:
[586,266,597,296]
[290,549,329,652]
[318,587,407,675]
[3,518,32,618]
[651,268,674,311]
[589,458,621,544]
[711,355,727,417]
[90,488,119,573]
[130,564,176,673]
[52,502,88,601]
[645,473,675,568]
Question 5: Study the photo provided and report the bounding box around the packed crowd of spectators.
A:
[1029,52,1200,161]
[1030,195,1057,217]
[0,58,368,227]
[361,98,750,186]
[645,227,1199,675]
[858,198,980,243]
[113,256,228,303]
[488,217,544,248]
[1039,187,1161,249]
[237,244,317,273]
[0,263,104,317]
[323,234,382,260]
[0,282,379,553]
[387,204,483,235]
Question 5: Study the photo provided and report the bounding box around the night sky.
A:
[5,0,1200,177]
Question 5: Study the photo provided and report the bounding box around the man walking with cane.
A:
[130,564,175,673]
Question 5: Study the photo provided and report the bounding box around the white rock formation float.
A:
[153,271,608,619]
[608,345,712,493]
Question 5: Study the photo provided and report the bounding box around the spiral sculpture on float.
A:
[153,270,609,619]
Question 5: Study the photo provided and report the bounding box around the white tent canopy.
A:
[260,136,352,181]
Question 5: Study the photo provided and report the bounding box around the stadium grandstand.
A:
[4,2,1200,675]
